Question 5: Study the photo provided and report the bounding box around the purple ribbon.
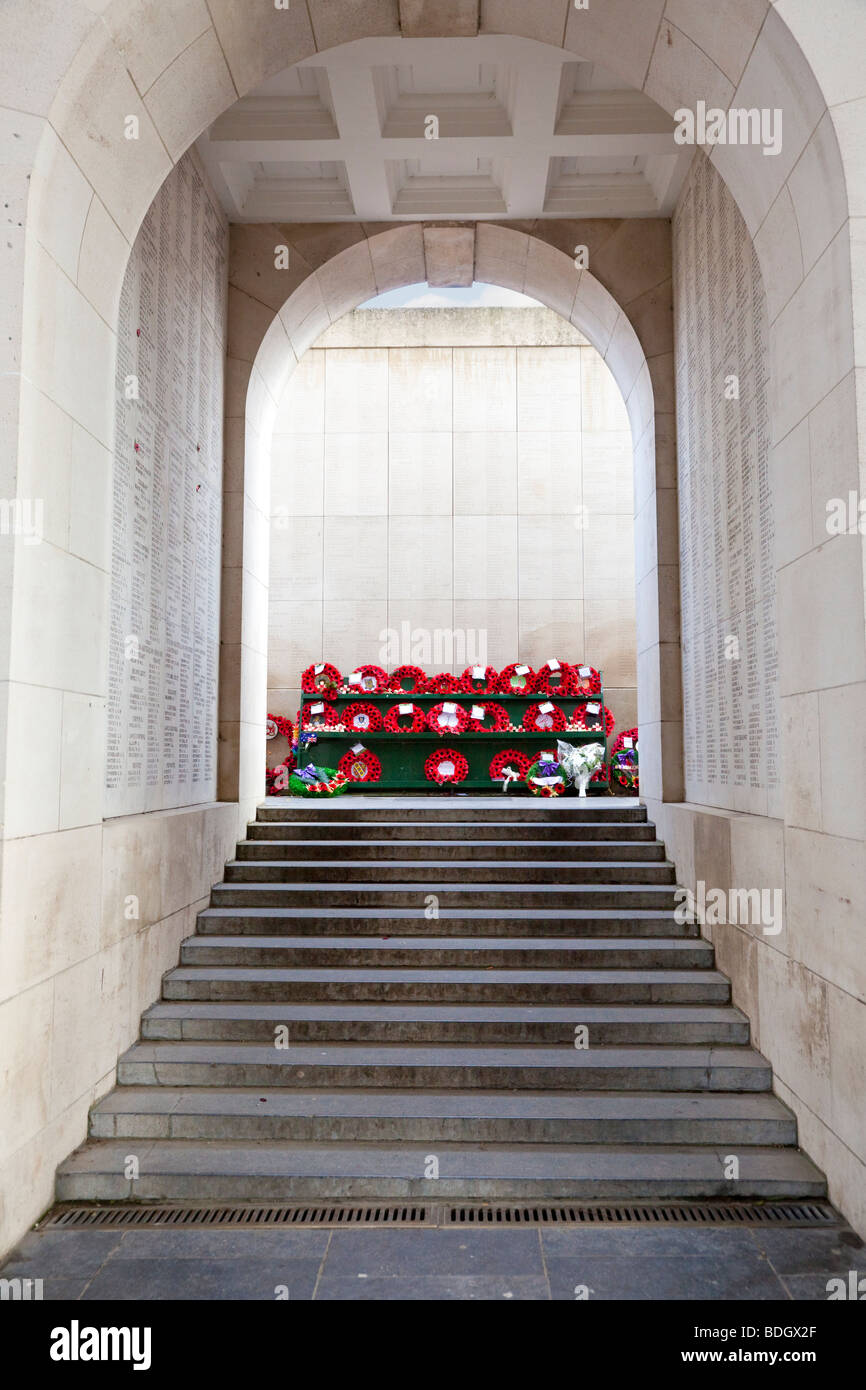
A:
[296,763,320,784]
[538,759,559,778]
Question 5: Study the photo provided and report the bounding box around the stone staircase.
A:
[57,797,825,1203]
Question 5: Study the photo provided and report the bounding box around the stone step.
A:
[195,906,698,939]
[162,966,732,1004]
[56,1140,826,1202]
[141,1001,750,1046]
[89,1087,798,1146]
[257,799,648,824]
[222,859,678,885]
[114,1040,773,1092]
[235,838,668,863]
[210,882,680,910]
[247,820,658,842]
[178,934,716,971]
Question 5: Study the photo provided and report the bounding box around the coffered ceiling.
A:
[196,35,691,223]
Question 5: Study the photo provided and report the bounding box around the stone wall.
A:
[268,307,636,736]
[654,153,866,1235]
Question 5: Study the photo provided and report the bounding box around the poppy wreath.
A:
[467,700,511,732]
[341,701,384,734]
[300,702,340,731]
[573,664,602,695]
[424,748,469,785]
[266,713,293,740]
[532,661,579,697]
[489,748,532,783]
[383,702,428,733]
[389,664,427,693]
[525,757,568,797]
[427,701,471,736]
[338,748,383,784]
[497,663,535,694]
[344,664,389,694]
[591,761,611,785]
[611,753,639,792]
[522,702,567,733]
[611,727,639,757]
[265,756,295,794]
[422,672,464,694]
[289,765,349,797]
[460,665,500,694]
[573,703,615,737]
[301,662,342,701]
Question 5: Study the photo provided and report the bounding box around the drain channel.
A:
[40,1200,838,1231]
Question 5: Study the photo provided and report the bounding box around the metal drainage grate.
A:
[40,1200,838,1231]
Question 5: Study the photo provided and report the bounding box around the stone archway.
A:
[227,222,674,823]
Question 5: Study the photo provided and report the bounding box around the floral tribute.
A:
[424,748,469,785]
[572,701,615,736]
[532,660,578,697]
[422,672,464,694]
[497,662,535,694]
[591,762,611,786]
[383,701,428,733]
[522,702,567,733]
[300,702,339,731]
[460,665,500,694]
[573,663,602,695]
[266,713,293,740]
[301,662,341,701]
[427,701,470,735]
[467,701,511,732]
[341,702,384,734]
[389,665,427,693]
[344,664,389,694]
[489,749,532,784]
[610,727,639,792]
[525,755,568,797]
[266,757,295,795]
[288,764,349,797]
[338,747,382,784]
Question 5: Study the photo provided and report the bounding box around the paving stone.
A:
[545,1253,786,1301]
[314,1274,550,1300]
[81,1257,322,1301]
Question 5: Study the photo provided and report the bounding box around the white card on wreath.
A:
[472,665,485,680]
[515,664,529,675]
[539,701,555,714]
[623,737,634,749]
[311,702,325,714]
[351,743,365,754]
[399,702,413,715]
[586,702,600,714]
[547,659,560,671]
[443,701,458,714]
[471,705,485,720]
[314,663,325,674]
[349,672,362,685]
[578,666,591,677]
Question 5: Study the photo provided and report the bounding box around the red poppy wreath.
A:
[344,664,389,694]
[460,665,500,694]
[532,660,578,697]
[423,672,464,694]
[266,713,294,740]
[611,727,638,757]
[427,701,470,736]
[384,701,428,733]
[341,701,384,734]
[424,748,469,785]
[591,761,610,785]
[300,701,339,731]
[489,749,532,783]
[572,663,602,695]
[467,700,511,732]
[301,662,342,701]
[497,663,535,694]
[522,701,567,733]
[573,702,615,736]
[338,747,382,783]
[389,664,427,694]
